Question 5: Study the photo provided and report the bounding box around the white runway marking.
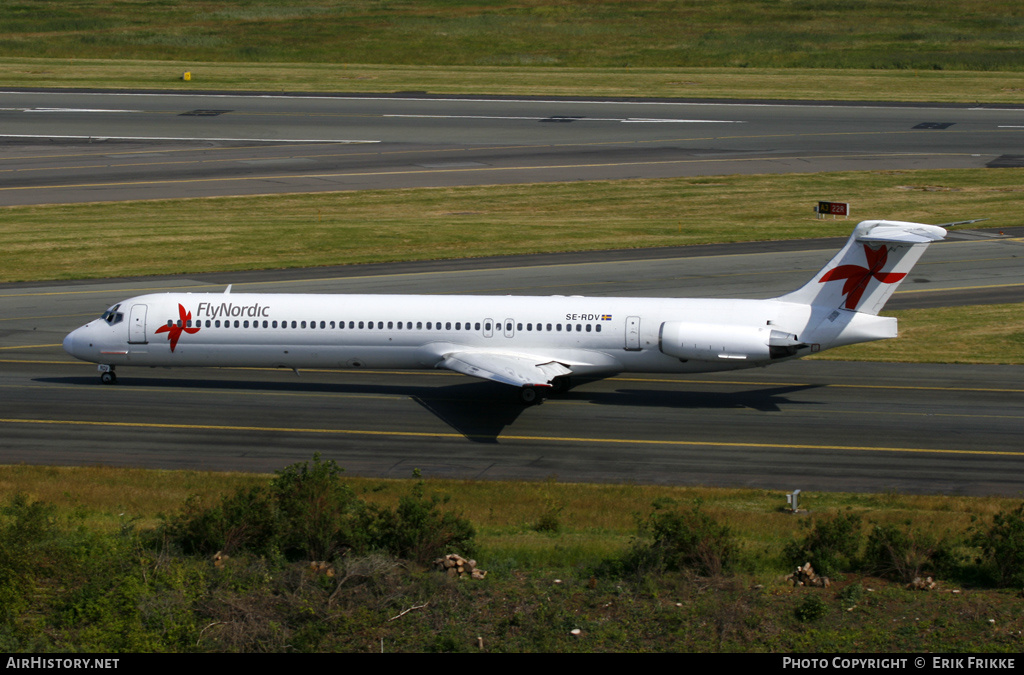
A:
[0,134,379,144]
[383,113,743,123]
[0,107,142,113]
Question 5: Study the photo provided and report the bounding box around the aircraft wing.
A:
[440,351,573,388]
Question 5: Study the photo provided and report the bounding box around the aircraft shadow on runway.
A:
[584,385,825,413]
[418,382,825,442]
[40,375,824,444]
[39,374,528,441]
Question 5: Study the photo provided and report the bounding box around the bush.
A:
[794,594,828,623]
[360,479,476,565]
[785,512,863,577]
[531,494,564,535]
[271,454,366,561]
[219,485,279,556]
[635,498,736,576]
[862,522,940,583]
[160,486,277,557]
[0,495,57,625]
[973,503,1024,588]
[160,457,476,567]
[158,454,366,562]
[837,582,865,605]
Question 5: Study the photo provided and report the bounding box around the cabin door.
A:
[625,316,641,351]
[128,304,148,344]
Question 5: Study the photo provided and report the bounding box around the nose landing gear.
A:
[98,365,117,384]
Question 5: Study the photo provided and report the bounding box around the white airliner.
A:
[64,220,951,404]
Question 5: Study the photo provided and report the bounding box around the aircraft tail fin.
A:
[777,220,947,315]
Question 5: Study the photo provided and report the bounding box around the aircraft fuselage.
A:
[64,292,812,376]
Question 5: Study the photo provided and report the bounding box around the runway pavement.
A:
[1,90,1022,205]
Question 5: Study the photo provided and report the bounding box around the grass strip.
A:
[3,58,1024,104]
[0,464,1017,548]
[3,168,1022,283]
[1,1,1022,74]
[813,303,1024,365]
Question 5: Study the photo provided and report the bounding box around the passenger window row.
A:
[167,318,604,334]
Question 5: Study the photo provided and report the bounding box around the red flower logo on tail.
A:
[155,304,200,352]
[819,244,906,310]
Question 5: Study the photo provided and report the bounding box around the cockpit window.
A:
[101,304,124,326]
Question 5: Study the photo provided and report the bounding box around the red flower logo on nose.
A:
[819,244,906,310]
[155,304,200,352]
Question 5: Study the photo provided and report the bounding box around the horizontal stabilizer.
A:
[855,221,947,245]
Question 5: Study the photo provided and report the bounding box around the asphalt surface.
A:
[1,90,1022,495]
[1,90,1022,205]
[2,357,1022,496]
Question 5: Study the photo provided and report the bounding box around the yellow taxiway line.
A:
[1,416,1021,458]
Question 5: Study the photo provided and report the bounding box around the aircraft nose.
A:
[63,328,78,357]
[63,326,88,359]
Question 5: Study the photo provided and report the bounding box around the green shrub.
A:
[219,485,279,556]
[928,537,978,585]
[837,582,865,605]
[271,454,366,561]
[160,454,366,561]
[160,458,475,567]
[794,593,828,623]
[972,503,1024,588]
[0,495,57,625]
[785,512,863,577]
[360,479,476,565]
[159,485,278,557]
[636,498,736,576]
[158,494,217,555]
[531,496,564,534]
[862,522,940,583]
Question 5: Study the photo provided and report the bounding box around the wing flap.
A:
[440,352,572,388]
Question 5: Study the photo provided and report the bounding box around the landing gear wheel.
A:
[100,371,117,385]
[519,386,541,405]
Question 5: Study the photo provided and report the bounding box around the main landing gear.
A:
[519,376,573,405]
[98,365,117,384]
[519,386,542,405]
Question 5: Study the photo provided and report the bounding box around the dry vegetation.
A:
[1,463,1022,652]
[3,58,1024,103]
